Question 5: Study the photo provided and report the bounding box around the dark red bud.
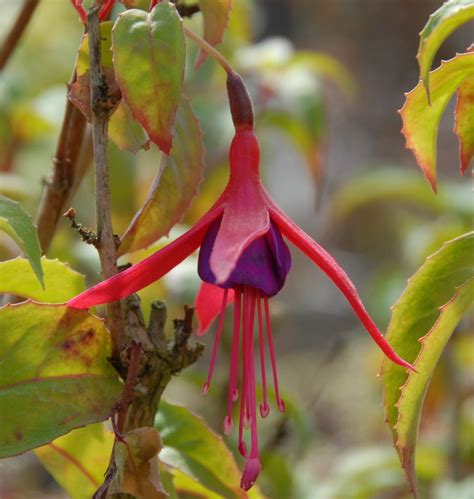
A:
[226,71,254,131]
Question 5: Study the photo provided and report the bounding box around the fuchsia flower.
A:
[68,73,413,490]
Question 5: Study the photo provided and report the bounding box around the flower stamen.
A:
[257,294,270,418]
[201,288,229,395]
[224,287,242,435]
[264,296,285,412]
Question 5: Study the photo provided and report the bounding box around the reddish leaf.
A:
[197,0,233,66]
[112,3,186,154]
[118,97,205,256]
[454,73,474,174]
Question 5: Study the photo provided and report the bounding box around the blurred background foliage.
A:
[0,0,472,498]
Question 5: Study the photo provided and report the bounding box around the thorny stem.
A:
[183,25,234,75]
[88,6,126,357]
[0,0,40,71]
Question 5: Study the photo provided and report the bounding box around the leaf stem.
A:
[0,0,40,71]
[88,6,126,357]
[183,25,234,75]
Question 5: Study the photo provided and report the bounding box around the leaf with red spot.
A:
[400,52,474,191]
[118,97,205,256]
[112,3,186,154]
[454,73,474,174]
[196,0,233,66]
[381,232,474,496]
[35,423,114,499]
[0,302,121,458]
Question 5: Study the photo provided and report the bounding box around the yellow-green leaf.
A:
[109,100,150,154]
[35,423,114,499]
[417,0,474,98]
[0,257,85,302]
[76,21,114,76]
[0,302,121,458]
[118,97,204,255]
[0,195,43,287]
[400,52,474,191]
[396,280,473,494]
[381,232,474,495]
[454,72,474,174]
[156,401,257,498]
[112,4,186,154]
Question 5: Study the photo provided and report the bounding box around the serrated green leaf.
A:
[109,100,150,154]
[0,195,43,287]
[35,423,114,499]
[76,21,114,76]
[381,232,474,495]
[156,401,256,498]
[396,280,473,494]
[0,257,85,303]
[417,0,474,97]
[454,73,474,174]
[112,4,185,154]
[0,302,121,458]
[400,53,474,191]
[118,97,204,255]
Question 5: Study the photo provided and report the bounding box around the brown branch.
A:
[0,0,40,71]
[88,6,125,358]
[116,341,143,434]
[36,98,87,253]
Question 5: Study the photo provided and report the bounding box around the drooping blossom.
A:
[68,72,413,490]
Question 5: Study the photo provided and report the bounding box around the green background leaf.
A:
[0,257,85,302]
[0,195,43,287]
[156,401,259,498]
[0,302,121,458]
[76,21,114,76]
[381,232,474,493]
[112,4,186,154]
[400,52,474,190]
[118,98,204,256]
[417,0,474,96]
[35,423,114,499]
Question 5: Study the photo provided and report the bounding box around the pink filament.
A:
[238,288,250,457]
[201,289,228,395]
[257,295,269,418]
[224,288,242,435]
[264,297,285,412]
